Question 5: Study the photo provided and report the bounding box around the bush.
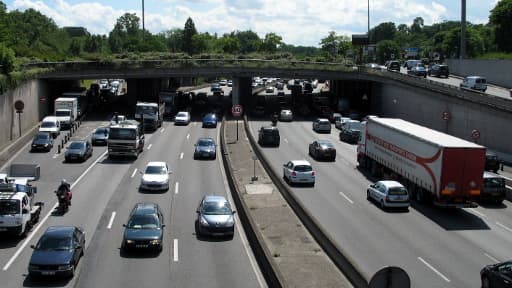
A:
[0,44,15,74]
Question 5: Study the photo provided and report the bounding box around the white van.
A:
[460,76,487,92]
[39,116,61,138]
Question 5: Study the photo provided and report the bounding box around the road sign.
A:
[441,111,451,121]
[14,100,24,112]
[471,129,480,140]
[232,104,243,117]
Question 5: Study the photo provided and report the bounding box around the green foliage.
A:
[369,22,396,43]
[476,52,512,60]
[376,40,400,63]
[319,32,352,59]
[0,43,15,73]
[489,0,512,52]
[182,17,197,54]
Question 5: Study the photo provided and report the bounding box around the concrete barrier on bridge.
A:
[445,59,512,89]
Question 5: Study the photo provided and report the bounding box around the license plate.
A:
[136,245,148,248]
[42,271,55,275]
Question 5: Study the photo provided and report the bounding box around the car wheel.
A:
[68,264,75,278]
[367,190,371,200]
[380,200,385,209]
[481,276,490,288]
[310,182,315,187]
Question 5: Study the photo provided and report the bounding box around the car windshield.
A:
[319,141,334,148]
[109,128,136,140]
[36,236,72,250]
[95,128,109,134]
[55,110,70,116]
[388,187,408,195]
[127,214,159,229]
[35,133,50,140]
[145,165,166,175]
[0,199,20,215]
[41,121,56,128]
[176,112,187,118]
[202,201,232,215]
[204,114,215,120]
[198,139,214,146]
[294,165,312,172]
[69,142,85,149]
[136,106,157,115]
[484,177,505,188]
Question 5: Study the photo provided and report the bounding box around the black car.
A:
[407,65,427,78]
[481,260,512,288]
[30,132,53,152]
[309,140,336,161]
[386,60,400,72]
[194,137,217,160]
[65,140,93,162]
[258,126,280,147]
[485,152,500,173]
[91,127,109,145]
[122,202,164,252]
[428,64,449,78]
[28,226,85,278]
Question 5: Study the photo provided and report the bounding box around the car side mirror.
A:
[30,245,35,249]
[22,208,29,214]
[122,224,126,227]
[75,245,82,250]
[161,224,166,228]
[232,211,237,215]
[196,210,200,214]
[283,164,287,167]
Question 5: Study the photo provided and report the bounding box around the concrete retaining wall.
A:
[372,81,512,163]
[445,59,512,89]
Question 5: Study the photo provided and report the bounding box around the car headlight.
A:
[150,239,161,245]
[28,264,38,270]
[125,240,134,244]
[200,216,209,226]
[58,264,71,270]
[44,143,49,147]
[32,144,36,147]
[226,216,234,225]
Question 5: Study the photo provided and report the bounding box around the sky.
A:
[2,0,501,47]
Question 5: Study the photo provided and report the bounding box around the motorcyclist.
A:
[271,112,279,125]
[57,179,72,206]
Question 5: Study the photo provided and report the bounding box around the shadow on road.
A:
[22,274,71,287]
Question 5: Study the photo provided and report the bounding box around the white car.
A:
[312,118,331,133]
[367,180,409,209]
[140,161,171,191]
[279,109,293,121]
[219,79,228,86]
[335,117,351,129]
[110,114,126,125]
[459,76,487,92]
[174,111,191,125]
[283,160,315,186]
[39,116,61,138]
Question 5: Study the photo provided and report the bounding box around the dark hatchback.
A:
[122,202,165,252]
[28,226,85,278]
[194,137,217,160]
[407,65,427,77]
[65,140,93,162]
[202,113,218,128]
[480,172,507,204]
[309,140,336,161]
[485,152,500,173]
[428,64,449,78]
[386,60,400,72]
[30,132,53,152]
[91,127,109,145]
[258,126,280,147]
[481,260,512,288]
[196,195,236,238]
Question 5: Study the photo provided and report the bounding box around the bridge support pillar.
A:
[232,77,252,107]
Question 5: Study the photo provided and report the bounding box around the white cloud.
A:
[6,0,481,46]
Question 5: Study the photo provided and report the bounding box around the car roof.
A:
[131,202,159,215]
[43,226,76,237]
[70,140,87,144]
[316,139,333,145]
[146,161,166,167]
[316,118,330,122]
[261,126,278,131]
[377,180,405,188]
[203,195,228,203]
[36,131,51,136]
[42,116,58,121]
[290,160,311,166]
[483,171,503,178]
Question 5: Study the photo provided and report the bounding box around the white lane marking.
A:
[467,208,486,218]
[339,191,354,204]
[147,144,152,150]
[418,257,450,283]
[160,128,165,133]
[175,182,179,194]
[186,133,190,140]
[180,152,184,159]
[217,126,266,288]
[496,222,512,233]
[107,212,116,229]
[3,150,108,271]
[53,153,59,159]
[284,138,288,144]
[131,168,138,178]
[173,239,179,262]
[484,253,500,263]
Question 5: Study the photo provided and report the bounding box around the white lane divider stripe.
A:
[186,133,190,140]
[339,191,354,204]
[180,152,184,159]
[467,208,486,218]
[496,222,512,233]
[418,257,450,282]
[147,144,152,150]
[107,212,116,229]
[160,128,165,133]
[131,168,138,178]
[284,138,288,144]
[175,182,179,194]
[173,239,179,262]
[484,253,500,263]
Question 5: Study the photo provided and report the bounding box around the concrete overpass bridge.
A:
[4,59,512,161]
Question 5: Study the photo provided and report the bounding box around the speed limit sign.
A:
[231,104,243,117]
[471,129,480,140]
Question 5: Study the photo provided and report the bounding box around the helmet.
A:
[61,179,67,185]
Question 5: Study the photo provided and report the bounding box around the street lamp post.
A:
[142,0,145,42]
[460,0,466,59]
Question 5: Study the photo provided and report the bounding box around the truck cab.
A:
[135,102,165,131]
[108,120,145,158]
[0,181,42,236]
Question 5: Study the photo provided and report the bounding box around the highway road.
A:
[0,85,265,288]
[247,116,512,288]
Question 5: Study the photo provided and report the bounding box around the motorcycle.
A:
[54,190,71,213]
[271,114,278,126]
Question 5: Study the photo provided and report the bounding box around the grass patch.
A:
[475,52,512,60]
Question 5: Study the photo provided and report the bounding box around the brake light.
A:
[291,171,296,176]
[386,196,390,202]
[311,171,315,176]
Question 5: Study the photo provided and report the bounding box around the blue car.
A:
[28,226,85,278]
[202,113,218,128]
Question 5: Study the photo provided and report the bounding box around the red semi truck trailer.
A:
[357,117,485,208]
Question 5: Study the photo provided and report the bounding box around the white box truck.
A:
[357,117,485,208]
[54,97,78,129]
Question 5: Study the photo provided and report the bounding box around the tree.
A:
[182,17,197,55]
[410,17,424,34]
[319,31,351,58]
[163,28,183,52]
[108,13,142,53]
[489,0,512,52]
[69,38,82,56]
[369,22,396,43]
[0,43,15,73]
[376,40,400,63]
[231,30,260,54]
[260,33,282,53]
[218,37,240,54]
